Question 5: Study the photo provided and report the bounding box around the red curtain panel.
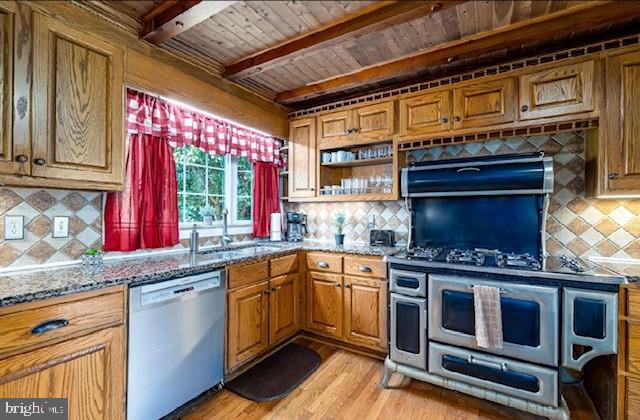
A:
[253,161,280,238]
[104,134,179,251]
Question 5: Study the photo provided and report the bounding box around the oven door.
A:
[390,269,427,297]
[429,274,559,367]
[390,293,427,370]
[429,342,559,407]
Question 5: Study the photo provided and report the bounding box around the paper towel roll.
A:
[270,213,282,241]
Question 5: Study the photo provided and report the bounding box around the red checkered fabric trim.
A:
[126,89,282,166]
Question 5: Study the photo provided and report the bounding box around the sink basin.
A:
[199,244,283,257]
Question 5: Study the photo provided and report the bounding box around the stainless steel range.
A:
[383,153,625,420]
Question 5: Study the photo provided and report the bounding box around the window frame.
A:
[175,146,253,230]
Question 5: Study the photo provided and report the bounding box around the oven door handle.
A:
[467,355,508,372]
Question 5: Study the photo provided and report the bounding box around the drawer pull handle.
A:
[335,283,341,288]
[15,155,28,163]
[467,355,508,372]
[317,261,329,268]
[31,319,69,335]
[467,285,506,294]
[271,286,280,292]
[34,158,46,166]
[358,265,372,273]
[345,284,351,288]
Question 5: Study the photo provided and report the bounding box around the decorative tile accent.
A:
[286,132,640,260]
[0,188,104,268]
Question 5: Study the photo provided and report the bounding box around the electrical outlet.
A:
[5,215,24,240]
[53,216,69,238]
[368,213,376,229]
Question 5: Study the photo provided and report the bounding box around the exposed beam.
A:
[274,0,640,104]
[224,1,463,80]
[141,0,236,45]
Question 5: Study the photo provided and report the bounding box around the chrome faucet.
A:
[190,224,199,256]
[221,208,232,246]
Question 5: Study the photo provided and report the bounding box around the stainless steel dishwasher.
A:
[127,270,225,420]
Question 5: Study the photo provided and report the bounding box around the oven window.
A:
[441,290,541,347]
[396,301,421,354]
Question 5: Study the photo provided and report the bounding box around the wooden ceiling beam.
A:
[274,0,640,104]
[141,0,236,45]
[224,1,463,80]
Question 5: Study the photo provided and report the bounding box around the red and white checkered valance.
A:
[126,88,282,166]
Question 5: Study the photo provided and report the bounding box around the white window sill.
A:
[178,224,253,239]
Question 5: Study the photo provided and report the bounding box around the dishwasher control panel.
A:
[137,271,224,306]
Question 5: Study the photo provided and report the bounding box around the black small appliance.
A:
[286,212,307,242]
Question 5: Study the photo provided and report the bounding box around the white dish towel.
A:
[473,285,504,349]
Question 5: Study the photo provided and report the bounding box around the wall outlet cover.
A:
[5,215,24,240]
[53,216,69,238]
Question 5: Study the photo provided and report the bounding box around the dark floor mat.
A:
[226,343,321,402]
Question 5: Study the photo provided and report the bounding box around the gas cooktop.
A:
[404,247,542,270]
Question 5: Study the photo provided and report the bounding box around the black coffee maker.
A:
[286,212,307,242]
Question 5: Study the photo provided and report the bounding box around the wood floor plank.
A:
[183,339,595,420]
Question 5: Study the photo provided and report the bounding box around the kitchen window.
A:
[174,145,253,227]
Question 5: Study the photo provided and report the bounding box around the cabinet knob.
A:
[263,289,270,295]
[271,286,279,292]
[34,158,46,166]
[521,105,529,112]
[15,155,28,163]
[608,173,619,180]
[335,283,341,288]
[358,265,372,273]
[353,128,359,133]
[318,261,329,268]
[344,284,351,288]
[441,117,448,123]
[454,116,461,122]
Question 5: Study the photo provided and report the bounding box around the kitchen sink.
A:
[199,244,283,257]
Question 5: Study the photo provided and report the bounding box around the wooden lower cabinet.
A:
[307,271,343,338]
[227,281,270,369]
[344,276,387,351]
[269,273,298,343]
[0,326,124,420]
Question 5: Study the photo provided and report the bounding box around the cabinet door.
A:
[453,78,516,129]
[604,50,640,194]
[31,14,124,187]
[519,60,594,120]
[227,281,269,369]
[353,101,394,140]
[399,90,452,136]
[344,276,387,350]
[0,327,125,420]
[307,271,343,338]
[269,273,298,344]
[289,117,317,198]
[317,110,351,146]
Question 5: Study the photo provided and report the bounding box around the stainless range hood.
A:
[402,152,554,197]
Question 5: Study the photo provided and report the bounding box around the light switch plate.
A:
[53,216,69,238]
[5,215,24,240]
[368,213,376,229]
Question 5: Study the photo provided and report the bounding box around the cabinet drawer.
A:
[628,288,640,319]
[0,291,124,358]
[306,252,343,273]
[626,322,640,375]
[344,256,386,278]
[228,260,269,290]
[627,376,640,420]
[270,253,299,277]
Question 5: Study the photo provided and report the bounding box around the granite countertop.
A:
[0,241,401,307]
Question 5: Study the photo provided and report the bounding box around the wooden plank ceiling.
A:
[106,0,640,110]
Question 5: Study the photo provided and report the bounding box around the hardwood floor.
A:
[183,338,597,420]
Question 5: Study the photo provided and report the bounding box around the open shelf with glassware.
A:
[317,139,399,202]
[278,140,289,201]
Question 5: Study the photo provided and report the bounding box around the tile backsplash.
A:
[286,131,640,263]
[0,188,103,268]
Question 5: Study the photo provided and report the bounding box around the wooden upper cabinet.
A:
[31,14,124,188]
[399,90,452,136]
[352,101,394,140]
[317,110,351,146]
[519,60,595,120]
[289,117,317,198]
[269,273,298,344]
[227,281,269,369]
[603,50,640,195]
[307,271,343,338]
[453,78,516,130]
[344,276,387,351]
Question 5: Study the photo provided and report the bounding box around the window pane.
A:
[207,168,224,195]
[176,166,185,192]
[238,172,252,196]
[177,193,185,222]
[207,195,225,220]
[209,154,225,169]
[185,194,206,223]
[237,196,251,221]
[186,165,206,193]
[175,145,206,166]
[237,156,252,171]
